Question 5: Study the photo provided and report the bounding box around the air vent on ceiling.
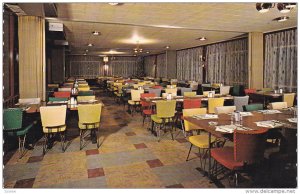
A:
[5,4,27,16]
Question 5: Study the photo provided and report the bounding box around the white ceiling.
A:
[28,3,299,56]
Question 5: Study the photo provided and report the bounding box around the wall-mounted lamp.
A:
[103,56,109,63]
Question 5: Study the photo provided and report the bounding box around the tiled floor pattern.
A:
[4,92,220,188]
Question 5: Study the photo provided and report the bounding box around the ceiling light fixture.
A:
[275,16,290,22]
[85,49,88,52]
[146,51,150,54]
[88,43,93,47]
[277,3,296,13]
[256,3,273,13]
[92,31,100,36]
[165,46,170,49]
[133,41,143,54]
[108,3,120,6]
[198,37,206,41]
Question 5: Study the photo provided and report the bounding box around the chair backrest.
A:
[183,108,207,131]
[3,108,23,130]
[19,98,41,104]
[152,85,163,89]
[234,129,268,165]
[243,104,264,111]
[54,91,71,98]
[232,85,240,96]
[140,93,155,107]
[262,88,273,92]
[78,83,89,87]
[162,93,176,98]
[166,84,177,89]
[184,92,197,97]
[148,88,161,97]
[203,91,215,97]
[58,88,72,92]
[183,99,201,109]
[190,83,198,91]
[156,100,176,118]
[283,93,295,107]
[78,104,102,124]
[78,86,90,91]
[165,88,177,95]
[49,97,68,102]
[270,102,288,110]
[244,88,256,95]
[77,95,96,102]
[220,86,231,95]
[131,89,144,101]
[208,98,224,113]
[234,96,249,112]
[180,88,192,96]
[48,84,59,88]
[40,105,67,127]
[215,106,236,114]
[78,90,94,96]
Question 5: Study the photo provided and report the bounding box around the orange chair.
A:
[54,91,71,98]
[141,93,156,126]
[244,88,256,95]
[152,85,163,89]
[183,99,201,109]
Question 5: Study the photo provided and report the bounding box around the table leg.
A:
[208,132,212,178]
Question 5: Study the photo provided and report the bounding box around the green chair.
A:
[232,85,240,96]
[78,90,94,96]
[243,104,264,111]
[3,108,34,158]
[151,100,176,142]
[48,97,68,102]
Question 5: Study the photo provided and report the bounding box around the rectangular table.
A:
[184,109,296,181]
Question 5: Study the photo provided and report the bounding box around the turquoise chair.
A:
[3,108,34,158]
[243,104,264,111]
[48,97,68,102]
[78,90,94,96]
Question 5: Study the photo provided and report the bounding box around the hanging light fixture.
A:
[256,3,296,13]
[277,3,296,13]
[256,3,273,13]
[103,56,109,63]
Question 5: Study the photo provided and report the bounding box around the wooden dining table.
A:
[184,109,297,182]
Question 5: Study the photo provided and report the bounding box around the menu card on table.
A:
[255,120,284,128]
[215,124,252,133]
[192,114,218,120]
[257,110,282,114]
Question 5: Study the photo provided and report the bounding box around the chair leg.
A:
[156,124,161,142]
[18,135,26,159]
[186,144,193,161]
[181,120,186,137]
[142,114,146,126]
[43,134,48,155]
[60,132,66,152]
[79,130,83,150]
[234,172,238,187]
[96,127,100,148]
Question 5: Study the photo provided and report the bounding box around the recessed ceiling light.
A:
[285,3,296,9]
[165,46,170,49]
[256,3,273,13]
[108,3,119,6]
[88,43,93,47]
[278,3,296,13]
[83,53,87,55]
[146,51,150,54]
[85,49,88,52]
[198,37,206,41]
[274,16,290,22]
[92,31,100,36]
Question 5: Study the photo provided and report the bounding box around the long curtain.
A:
[107,57,139,77]
[264,29,297,92]
[18,16,46,100]
[156,54,166,78]
[206,38,248,86]
[144,55,156,77]
[176,47,203,81]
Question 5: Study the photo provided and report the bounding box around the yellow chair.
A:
[270,102,288,110]
[283,93,295,107]
[151,100,176,141]
[184,92,197,97]
[78,86,90,91]
[208,98,224,113]
[184,108,217,170]
[215,106,236,114]
[165,88,177,96]
[128,89,144,116]
[77,95,96,102]
[167,84,177,89]
[78,104,102,149]
[78,83,89,87]
[40,105,67,155]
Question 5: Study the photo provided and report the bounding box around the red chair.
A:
[152,85,163,89]
[183,98,202,109]
[141,93,156,126]
[211,128,268,187]
[244,88,256,95]
[54,91,71,98]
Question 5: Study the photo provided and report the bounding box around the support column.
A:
[248,32,264,90]
[18,16,46,101]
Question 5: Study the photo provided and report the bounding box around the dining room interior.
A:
[1,1,298,191]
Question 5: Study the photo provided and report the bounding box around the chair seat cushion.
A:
[188,134,216,148]
[5,123,33,136]
[211,147,244,170]
[151,114,173,124]
[128,100,140,105]
[143,109,155,115]
[78,122,100,130]
[43,125,66,133]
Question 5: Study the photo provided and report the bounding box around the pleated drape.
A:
[18,16,46,100]
[156,54,166,78]
[206,38,248,86]
[176,47,203,81]
[264,29,297,92]
[107,57,139,77]
[144,55,156,77]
